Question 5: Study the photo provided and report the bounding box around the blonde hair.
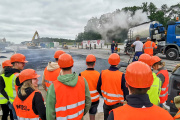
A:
[20,79,35,96]
[153,61,165,68]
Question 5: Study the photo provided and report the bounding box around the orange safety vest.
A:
[54,76,85,120]
[174,110,180,119]
[44,67,61,91]
[81,70,100,102]
[157,70,169,104]
[112,104,173,120]
[143,41,157,56]
[101,69,124,105]
[13,91,40,120]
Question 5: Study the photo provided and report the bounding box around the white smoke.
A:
[85,9,150,43]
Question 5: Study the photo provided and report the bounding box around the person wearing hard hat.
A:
[111,41,115,53]
[97,53,129,120]
[46,53,91,120]
[0,60,13,120]
[80,54,100,120]
[131,36,143,62]
[3,53,28,120]
[42,50,65,91]
[13,69,46,120]
[143,37,157,56]
[151,56,169,108]
[108,61,173,120]
[174,96,180,120]
[138,54,161,105]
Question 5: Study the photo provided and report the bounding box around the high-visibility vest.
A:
[13,91,39,120]
[81,70,100,102]
[0,74,8,104]
[174,110,180,119]
[1,73,19,103]
[44,67,61,91]
[143,41,157,56]
[157,70,169,104]
[101,69,124,105]
[112,104,173,120]
[54,76,85,120]
[147,72,161,105]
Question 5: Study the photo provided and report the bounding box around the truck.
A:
[124,18,180,60]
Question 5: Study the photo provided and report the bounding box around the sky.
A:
[0,0,179,44]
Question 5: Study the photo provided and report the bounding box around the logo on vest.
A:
[16,105,30,111]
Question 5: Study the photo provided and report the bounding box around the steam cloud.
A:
[84,10,150,43]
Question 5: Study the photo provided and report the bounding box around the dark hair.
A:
[129,85,150,95]
[111,65,117,67]
[86,62,95,66]
[62,66,72,71]
[55,58,58,62]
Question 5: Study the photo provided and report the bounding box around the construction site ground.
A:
[0,45,179,119]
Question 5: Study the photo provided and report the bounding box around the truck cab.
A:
[164,21,180,60]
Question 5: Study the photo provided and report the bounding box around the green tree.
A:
[148,2,157,15]
[142,2,148,13]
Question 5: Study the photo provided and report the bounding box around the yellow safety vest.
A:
[1,74,17,103]
[0,74,8,104]
[147,72,161,105]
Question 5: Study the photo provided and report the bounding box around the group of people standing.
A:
[0,44,177,120]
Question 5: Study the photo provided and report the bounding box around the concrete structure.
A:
[82,40,105,49]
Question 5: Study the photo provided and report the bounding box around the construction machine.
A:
[27,31,40,49]
[62,42,68,49]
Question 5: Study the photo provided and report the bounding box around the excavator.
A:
[27,31,40,49]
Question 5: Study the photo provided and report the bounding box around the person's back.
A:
[133,41,143,52]
[108,61,173,120]
[42,50,65,91]
[143,37,157,56]
[113,104,173,120]
[46,53,91,120]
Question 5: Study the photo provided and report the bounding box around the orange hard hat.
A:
[2,60,13,68]
[10,53,28,63]
[125,61,153,88]
[19,69,40,84]
[54,50,65,58]
[58,53,74,68]
[138,54,152,66]
[86,54,96,62]
[151,56,161,66]
[108,53,120,65]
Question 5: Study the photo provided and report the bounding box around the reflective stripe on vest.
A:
[1,73,17,103]
[54,76,85,120]
[144,42,153,49]
[101,69,124,105]
[44,67,61,91]
[80,70,100,102]
[55,100,85,112]
[157,70,169,104]
[17,116,39,120]
[56,109,84,120]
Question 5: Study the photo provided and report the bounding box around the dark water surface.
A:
[17,49,110,84]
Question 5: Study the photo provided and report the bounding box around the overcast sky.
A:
[0,0,179,43]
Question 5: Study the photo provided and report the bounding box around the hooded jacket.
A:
[0,68,20,100]
[42,62,60,90]
[15,87,46,120]
[46,72,91,120]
